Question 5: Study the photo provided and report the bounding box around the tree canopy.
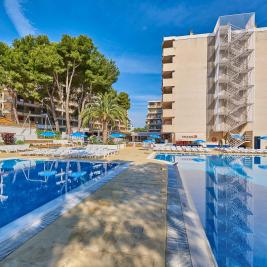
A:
[82,92,127,143]
[0,34,130,133]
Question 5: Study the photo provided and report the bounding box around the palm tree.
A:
[82,92,127,143]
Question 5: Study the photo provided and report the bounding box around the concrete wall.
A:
[254,29,267,137]
[171,36,208,141]
[0,125,37,140]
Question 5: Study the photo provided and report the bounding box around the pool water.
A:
[0,159,117,228]
[156,154,267,267]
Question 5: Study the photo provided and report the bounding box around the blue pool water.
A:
[0,159,117,228]
[156,154,267,267]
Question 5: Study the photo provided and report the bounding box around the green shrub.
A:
[15,140,25,145]
[89,135,102,144]
[107,138,115,145]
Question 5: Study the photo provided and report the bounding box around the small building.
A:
[146,100,162,132]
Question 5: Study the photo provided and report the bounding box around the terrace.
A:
[0,139,266,267]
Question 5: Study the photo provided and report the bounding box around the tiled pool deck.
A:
[0,148,167,267]
[0,148,215,267]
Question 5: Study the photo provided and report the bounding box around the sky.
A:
[1,0,267,127]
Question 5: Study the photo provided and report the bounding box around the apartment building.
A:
[0,89,129,133]
[162,13,267,147]
[146,100,162,132]
[0,88,78,129]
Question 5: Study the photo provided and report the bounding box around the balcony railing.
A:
[163,78,175,87]
[162,109,174,118]
[162,94,174,103]
[163,47,175,57]
[163,63,174,73]
[162,124,174,133]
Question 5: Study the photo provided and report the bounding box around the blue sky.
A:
[1,0,267,127]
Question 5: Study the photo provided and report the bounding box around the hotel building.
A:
[146,100,162,132]
[0,88,78,129]
[162,13,267,148]
[0,89,128,133]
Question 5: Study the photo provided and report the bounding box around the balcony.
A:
[17,112,45,118]
[148,103,162,109]
[148,110,161,114]
[162,109,174,118]
[162,86,173,94]
[17,100,42,108]
[148,119,162,125]
[163,78,175,87]
[163,47,175,57]
[162,94,174,103]
[162,124,174,133]
[163,63,174,73]
[162,55,173,64]
[147,116,161,120]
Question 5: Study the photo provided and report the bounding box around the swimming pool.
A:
[0,159,118,228]
[156,153,267,267]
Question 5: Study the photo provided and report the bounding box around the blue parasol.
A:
[260,136,267,140]
[149,134,161,139]
[109,133,126,138]
[40,131,56,137]
[70,132,86,138]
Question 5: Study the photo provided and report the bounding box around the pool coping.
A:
[0,159,129,261]
[166,164,218,267]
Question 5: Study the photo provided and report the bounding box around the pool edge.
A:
[166,164,218,267]
[0,162,129,261]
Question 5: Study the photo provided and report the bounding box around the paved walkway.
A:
[1,148,167,267]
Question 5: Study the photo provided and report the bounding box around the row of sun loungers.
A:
[0,144,30,153]
[21,145,119,158]
[153,145,210,153]
[216,147,267,154]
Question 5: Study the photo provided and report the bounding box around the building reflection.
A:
[206,155,253,267]
[0,159,116,228]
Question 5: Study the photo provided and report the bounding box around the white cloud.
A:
[114,54,161,74]
[4,0,36,36]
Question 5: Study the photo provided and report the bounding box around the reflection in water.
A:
[206,156,253,267]
[0,159,117,228]
[155,153,267,267]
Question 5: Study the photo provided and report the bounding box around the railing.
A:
[226,131,252,147]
